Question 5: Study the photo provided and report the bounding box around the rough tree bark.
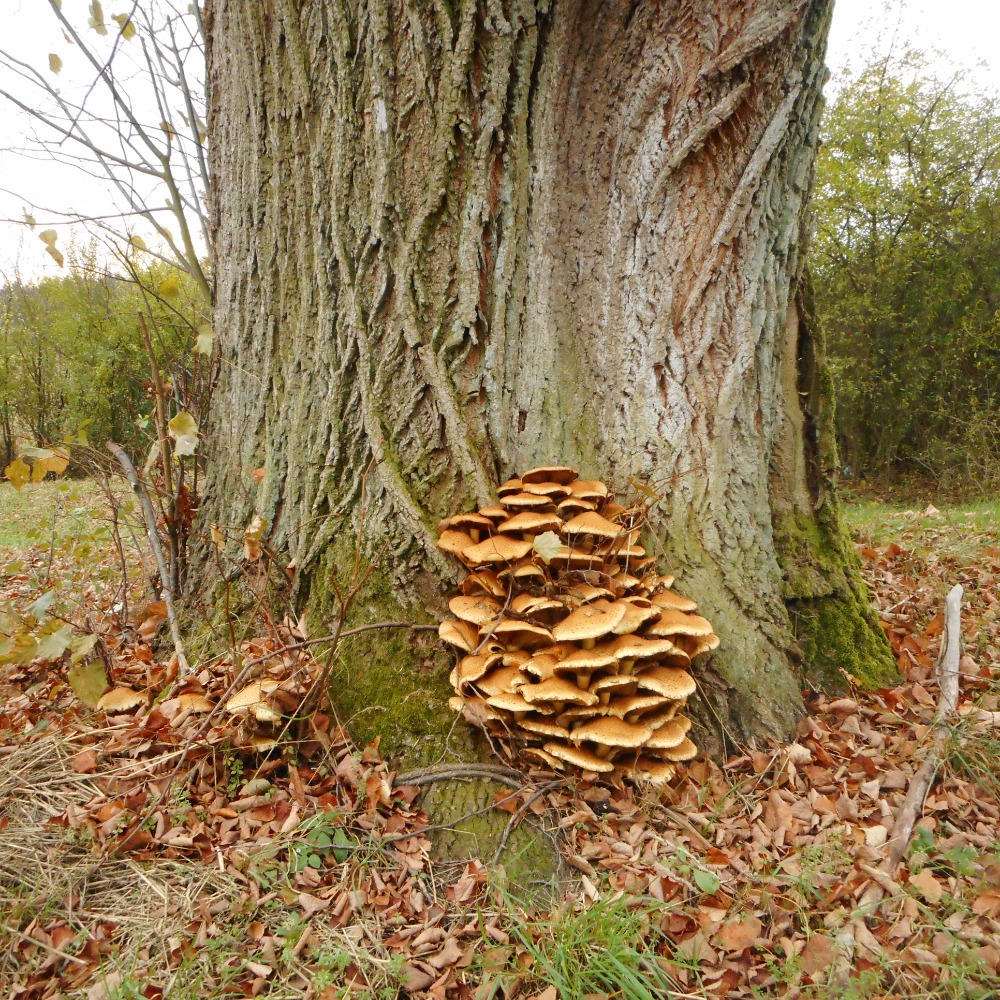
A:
[198,0,896,770]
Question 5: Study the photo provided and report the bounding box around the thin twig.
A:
[106,440,189,675]
[881,583,963,873]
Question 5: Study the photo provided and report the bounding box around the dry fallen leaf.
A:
[715,915,762,953]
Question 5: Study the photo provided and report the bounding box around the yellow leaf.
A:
[243,515,267,562]
[158,272,181,298]
[628,476,662,501]
[88,0,108,35]
[23,212,36,230]
[910,867,944,903]
[130,234,147,251]
[4,457,30,490]
[39,229,64,267]
[210,524,224,548]
[35,448,70,477]
[48,53,62,74]
[532,530,562,565]
[31,460,47,483]
[111,13,136,39]
[193,325,215,355]
[167,411,199,456]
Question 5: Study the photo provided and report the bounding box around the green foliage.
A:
[812,48,1000,492]
[501,891,678,998]
[0,242,205,463]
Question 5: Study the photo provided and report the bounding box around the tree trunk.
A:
[198,0,896,765]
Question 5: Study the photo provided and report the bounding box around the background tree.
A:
[197,0,897,765]
[0,241,205,463]
[812,47,1000,492]
[0,0,211,301]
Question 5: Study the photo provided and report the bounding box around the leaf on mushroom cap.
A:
[97,687,146,712]
[463,535,533,566]
[437,529,477,559]
[570,717,653,748]
[449,595,502,624]
[543,741,614,772]
[521,465,580,485]
[520,677,599,706]
[499,511,562,535]
[650,590,698,612]
[561,510,621,539]
[450,695,500,725]
[552,599,627,643]
[647,609,715,637]
[439,619,480,652]
[634,666,697,699]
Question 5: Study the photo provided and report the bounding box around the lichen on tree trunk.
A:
[197,0,896,787]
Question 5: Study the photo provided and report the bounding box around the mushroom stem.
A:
[469,529,481,542]
[576,671,593,690]
[620,658,635,675]
[582,638,596,650]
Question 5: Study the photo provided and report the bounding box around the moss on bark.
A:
[775,498,898,692]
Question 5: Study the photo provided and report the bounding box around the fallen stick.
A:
[106,440,190,676]
[860,584,963,909]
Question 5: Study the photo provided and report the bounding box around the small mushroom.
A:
[521,465,580,485]
[226,681,282,723]
[439,619,480,652]
[552,599,627,648]
[449,595,502,625]
[543,741,615,773]
[463,535,533,567]
[97,687,146,713]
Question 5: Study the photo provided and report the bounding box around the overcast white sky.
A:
[2,0,999,282]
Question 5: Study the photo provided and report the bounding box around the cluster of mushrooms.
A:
[436,466,719,785]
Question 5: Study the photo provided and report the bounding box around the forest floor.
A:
[1,481,999,1000]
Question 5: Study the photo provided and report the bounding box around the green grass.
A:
[842,496,1000,559]
[498,891,679,998]
[0,480,111,552]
